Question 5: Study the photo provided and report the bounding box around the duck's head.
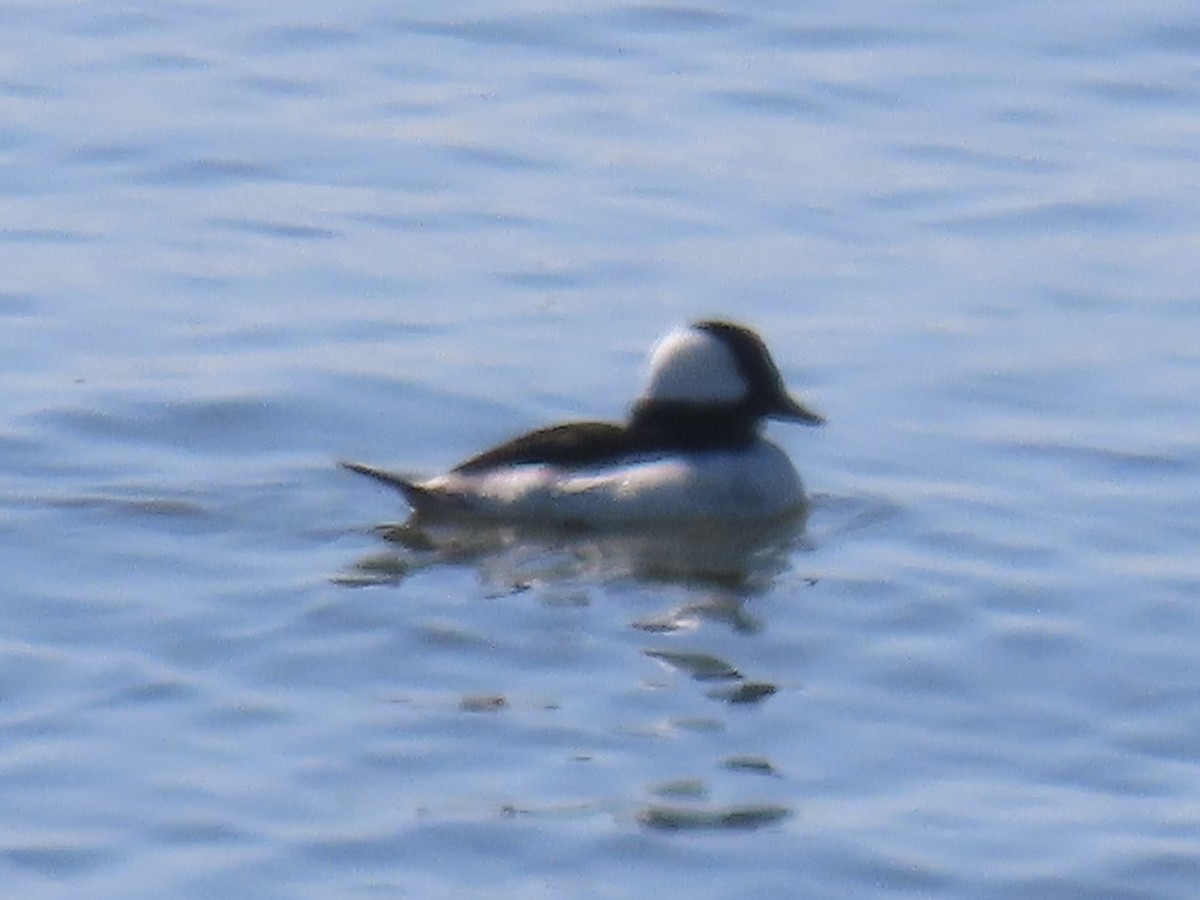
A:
[634,320,824,427]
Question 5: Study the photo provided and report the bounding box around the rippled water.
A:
[4,1,1200,897]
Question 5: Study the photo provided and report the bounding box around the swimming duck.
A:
[342,320,823,527]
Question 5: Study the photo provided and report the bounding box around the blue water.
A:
[4,1,1200,897]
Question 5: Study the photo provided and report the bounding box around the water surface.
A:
[3,1,1200,897]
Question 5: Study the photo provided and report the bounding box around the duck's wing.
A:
[451,421,633,473]
[342,422,635,516]
[339,461,471,516]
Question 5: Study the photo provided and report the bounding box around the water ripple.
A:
[4,0,1200,896]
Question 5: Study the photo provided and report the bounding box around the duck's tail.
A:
[339,460,427,506]
[339,461,466,518]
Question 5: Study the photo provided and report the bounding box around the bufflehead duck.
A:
[341,320,823,526]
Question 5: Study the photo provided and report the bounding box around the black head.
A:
[692,320,825,425]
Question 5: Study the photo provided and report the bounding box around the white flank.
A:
[420,441,805,525]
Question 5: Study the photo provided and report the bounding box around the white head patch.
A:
[639,327,747,404]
